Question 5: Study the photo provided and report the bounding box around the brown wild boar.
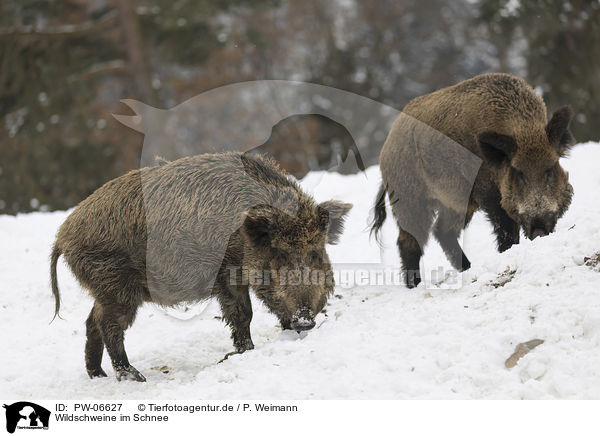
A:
[50,152,352,381]
[371,73,575,288]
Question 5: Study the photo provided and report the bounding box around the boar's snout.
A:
[291,308,315,332]
[524,213,557,240]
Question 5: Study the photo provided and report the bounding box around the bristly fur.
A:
[155,156,170,166]
[477,132,518,168]
[377,73,577,288]
[546,105,575,157]
[370,183,387,243]
[318,200,353,244]
[51,152,352,381]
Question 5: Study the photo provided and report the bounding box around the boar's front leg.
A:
[216,278,254,358]
[481,197,520,252]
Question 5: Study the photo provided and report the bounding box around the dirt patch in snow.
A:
[490,268,516,288]
[584,253,600,271]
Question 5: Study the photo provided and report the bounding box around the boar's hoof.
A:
[458,258,471,272]
[234,338,255,353]
[87,368,108,379]
[115,365,146,382]
[404,269,422,289]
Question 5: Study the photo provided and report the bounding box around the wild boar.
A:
[371,73,575,288]
[50,152,352,381]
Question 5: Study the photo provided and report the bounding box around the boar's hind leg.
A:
[433,210,471,272]
[389,188,434,289]
[96,302,146,382]
[216,279,254,356]
[85,302,107,378]
[397,230,425,289]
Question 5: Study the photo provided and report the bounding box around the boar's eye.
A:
[276,249,291,264]
[545,166,557,183]
[512,168,526,186]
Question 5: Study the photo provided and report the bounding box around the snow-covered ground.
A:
[1,142,600,399]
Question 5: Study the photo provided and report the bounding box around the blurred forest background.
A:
[1,0,599,214]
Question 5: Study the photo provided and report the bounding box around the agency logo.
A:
[3,402,50,434]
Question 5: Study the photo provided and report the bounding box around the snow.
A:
[1,142,600,399]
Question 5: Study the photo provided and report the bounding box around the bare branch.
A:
[67,60,129,83]
[0,9,118,39]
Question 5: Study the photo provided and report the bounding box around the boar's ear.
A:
[242,207,275,250]
[318,201,353,245]
[546,105,575,157]
[478,132,517,168]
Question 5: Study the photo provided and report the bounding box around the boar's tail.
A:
[50,244,63,322]
[370,183,387,242]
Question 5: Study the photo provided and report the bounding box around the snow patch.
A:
[1,143,600,399]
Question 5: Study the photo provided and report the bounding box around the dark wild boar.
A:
[50,152,351,381]
[371,73,575,288]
